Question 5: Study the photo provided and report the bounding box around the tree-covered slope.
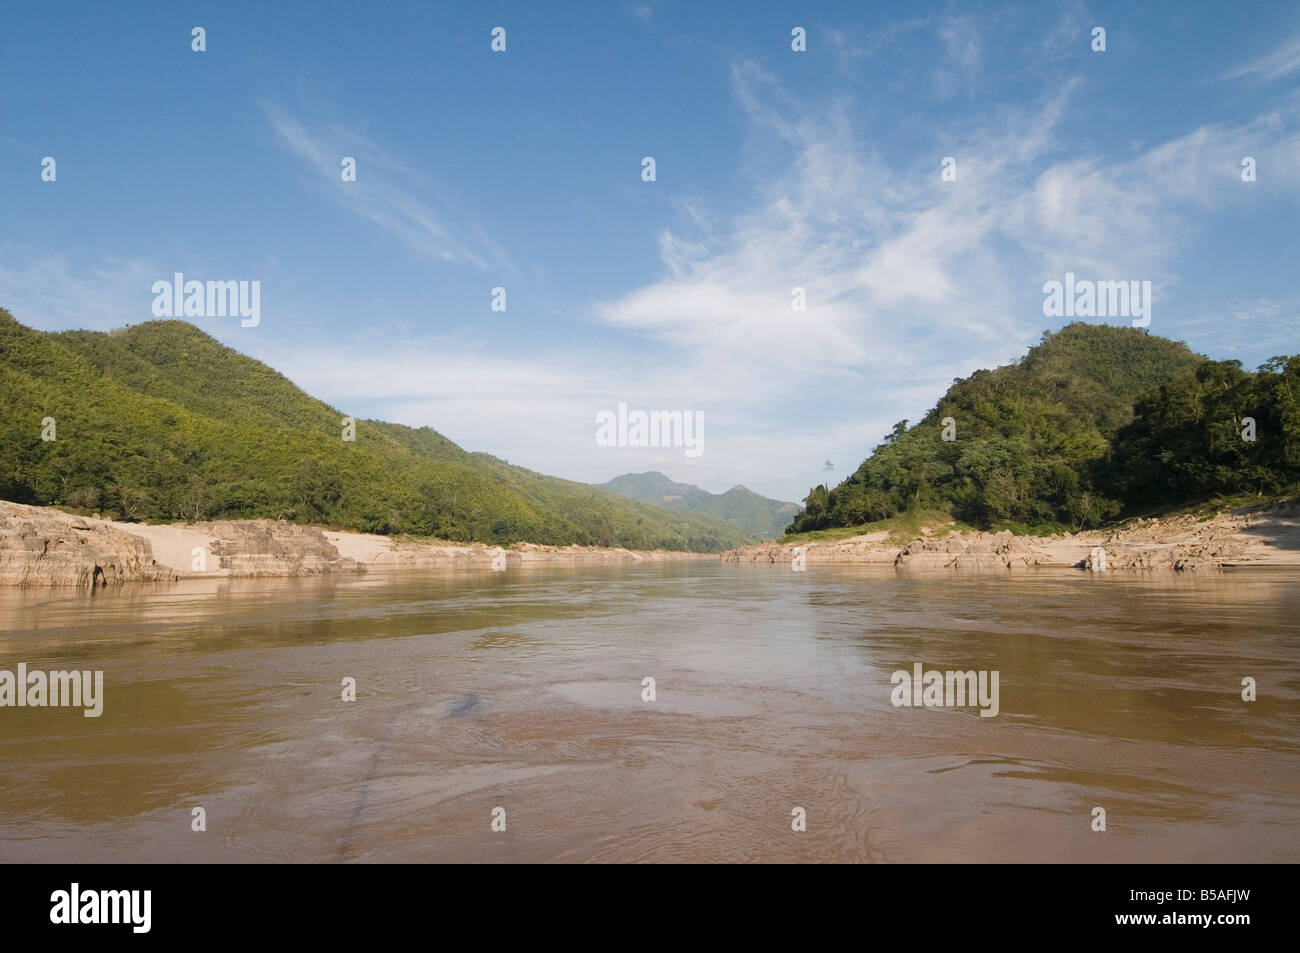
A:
[0,310,749,551]
[789,323,1298,534]
[1108,356,1300,508]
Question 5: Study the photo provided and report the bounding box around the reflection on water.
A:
[1,564,1297,862]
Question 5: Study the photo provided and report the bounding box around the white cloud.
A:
[264,104,511,271]
[588,47,1300,496]
[0,248,158,330]
[1031,0,1092,63]
[934,15,983,98]
[6,16,1299,505]
[261,335,833,501]
[1222,32,1300,84]
[599,61,1063,381]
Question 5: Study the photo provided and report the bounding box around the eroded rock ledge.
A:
[204,520,359,577]
[5,500,1295,586]
[722,503,1300,572]
[0,501,712,586]
[0,501,176,587]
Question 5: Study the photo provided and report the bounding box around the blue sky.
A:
[2,0,1298,503]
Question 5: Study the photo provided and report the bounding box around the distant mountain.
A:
[598,471,800,539]
[0,310,751,552]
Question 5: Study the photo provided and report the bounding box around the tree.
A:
[181,474,210,522]
[114,484,150,521]
[884,420,909,445]
[294,459,343,523]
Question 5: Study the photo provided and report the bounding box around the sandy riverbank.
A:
[0,501,711,586]
[5,499,1298,587]
[722,501,1300,571]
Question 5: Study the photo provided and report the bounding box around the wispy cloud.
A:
[6,11,1297,504]
[597,59,1067,378]
[0,244,319,337]
[1032,0,1092,63]
[1179,294,1300,361]
[934,15,983,98]
[826,17,929,64]
[1222,32,1300,84]
[264,332,835,500]
[264,104,511,271]
[590,34,1300,494]
[0,247,158,330]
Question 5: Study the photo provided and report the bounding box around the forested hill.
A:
[0,310,751,551]
[789,323,1300,534]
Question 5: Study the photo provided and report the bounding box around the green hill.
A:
[0,310,750,551]
[789,323,1300,534]
[599,471,799,539]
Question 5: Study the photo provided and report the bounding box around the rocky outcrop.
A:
[0,504,715,586]
[367,539,710,569]
[0,501,176,587]
[7,499,1293,586]
[894,530,1045,570]
[721,532,899,566]
[367,541,516,570]
[204,520,360,577]
[720,502,1300,572]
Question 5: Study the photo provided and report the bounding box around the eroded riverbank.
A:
[724,501,1300,571]
[0,501,711,586]
[5,498,1299,588]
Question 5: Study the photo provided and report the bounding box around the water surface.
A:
[1,563,1296,862]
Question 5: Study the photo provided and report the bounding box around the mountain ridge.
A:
[598,470,799,540]
[0,310,751,552]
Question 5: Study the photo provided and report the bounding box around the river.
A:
[1,563,1297,862]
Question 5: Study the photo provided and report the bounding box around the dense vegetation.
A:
[1108,356,1300,508]
[0,310,750,551]
[788,323,1300,535]
[599,471,799,539]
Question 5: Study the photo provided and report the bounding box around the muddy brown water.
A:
[0,563,1296,862]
